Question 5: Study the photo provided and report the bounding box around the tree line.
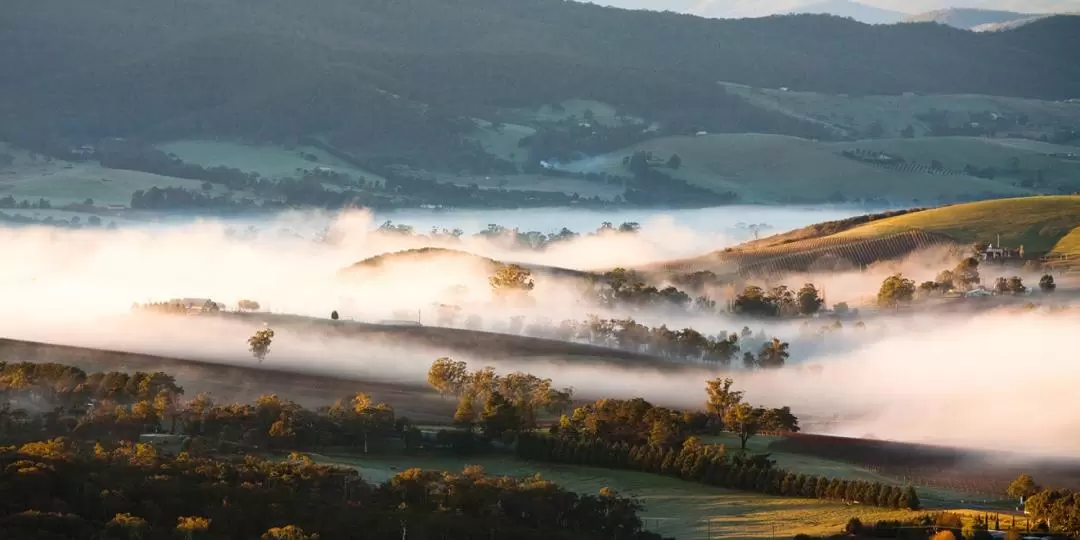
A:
[0,438,668,540]
[0,361,413,455]
[518,434,920,512]
[1013,473,1080,536]
[514,378,918,511]
[377,221,644,252]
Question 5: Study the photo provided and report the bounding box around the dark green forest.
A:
[3,0,1079,157]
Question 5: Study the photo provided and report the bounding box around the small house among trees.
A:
[979,243,1023,261]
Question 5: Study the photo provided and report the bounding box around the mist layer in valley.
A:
[2,205,1078,458]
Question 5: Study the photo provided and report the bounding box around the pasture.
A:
[156,139,388,187]
[317,450,1009,540]
[558,134,1038,204]
[0,153,239,206]
[720,83,1080,141]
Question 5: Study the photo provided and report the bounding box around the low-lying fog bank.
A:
[2,206,1077,457]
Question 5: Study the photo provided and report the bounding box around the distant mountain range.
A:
[588,0,1080,27]
[902,7,1072,30]
[784,0,906,24]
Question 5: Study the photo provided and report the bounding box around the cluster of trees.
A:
[554,379,797,452]
[427,358,573,441]
[0,195,54,210]
[620,151,738,206]
[532,315,790,369]
[594,268,700,311]
[1013,474,1080,535]
[0,210,109,230]
[732,284,825,317]
[917,257,983,297]
[0,439,667,540]
[130,186,254,210]
[878,256,1060,306]
[133,300,222,315]
[992,276,1029,296]
[0,361,411,455]
[372,220,644,251]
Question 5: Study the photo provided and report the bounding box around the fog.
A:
[2,204,1078,457]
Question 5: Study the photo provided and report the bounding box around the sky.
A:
[589,0,1080,18]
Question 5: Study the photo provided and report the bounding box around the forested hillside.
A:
[3,0,1079,153]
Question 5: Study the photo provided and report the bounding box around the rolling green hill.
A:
[4,0,1080,150]
[560,135,1080,204]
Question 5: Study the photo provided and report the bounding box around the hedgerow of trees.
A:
[516,378,917,511]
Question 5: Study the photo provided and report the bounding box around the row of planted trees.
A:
[518,434,920,510]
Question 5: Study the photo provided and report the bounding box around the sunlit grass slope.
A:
[836,196,1080,255]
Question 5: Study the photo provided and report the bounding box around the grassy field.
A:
[720,82,1080,140]
[464,119,536,164]
[316,451,1001,540]
[156,139,387,187]
[836,196,1080,255]
[559,133,1048,204]
[0,149,244,207]
[700,434,999,509]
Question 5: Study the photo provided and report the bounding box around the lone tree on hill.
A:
[247,329,275,363]
[489,264,535,300]
[1007,473,1040,505]
[796,283,824,315]
[1007,276,1026,295]
[262,525,320,540]
[238,299,261,312]
[877,274,916,308]
[176,517,211,540]
[1039,274,1057,293]
[952,257,982,291]
[756,338,790,369]
[427,357,469,398]
[705,377,744,425]
[724,402,763,451]
[330,310,339,320]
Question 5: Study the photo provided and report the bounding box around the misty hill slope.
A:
[3,0,1080,152]
[341,248,593,279]
[558,134,1078,203]
[972,14,1076,32]
[651,196,1080,277]
[902,8,1035,29]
